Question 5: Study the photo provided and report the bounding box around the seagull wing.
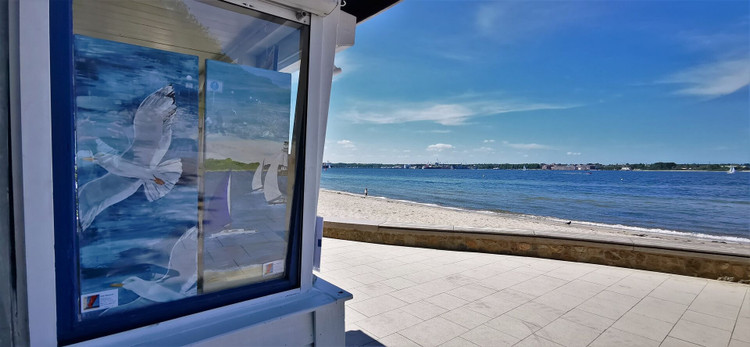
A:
[127,85,177,168]
[78,174,142,230]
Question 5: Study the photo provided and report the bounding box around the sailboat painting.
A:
[203,60,292,291]
[72,35,200,318]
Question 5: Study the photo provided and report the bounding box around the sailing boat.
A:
[252,158,265,191]
[204,170,256,237]
[263,152,286,204]
[728,166,736,174]
[523,165,527,171]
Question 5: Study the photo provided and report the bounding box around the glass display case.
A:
[53,0,311,342]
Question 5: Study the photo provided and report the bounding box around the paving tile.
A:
[733,316,750,343]
[347,307,368,324]
[446,284,496,302]
[689,299,742,320]
[355,309,423,339]
[631,296,688,324]
[356,282,397,298]
[545,264,595,281]
[391,286,433,304]
[351,272,388,285]
[479,270,539,291]
[439,336,479,347]
[533,290,587,312]
[730,339,750,347]
[561,308,614,332]
[349,264,379,275]
[535,318,601,347]
[506,302,565,330]
[484,314,538,340]
[553,279,607,300]
[399,317,469,346]
[577,290,639,320]
[510,275,569,297]
[466,291,532,318]
[402,269,445,284]
[401,300,448,320]
[681,309,736,332]
[578,269,627,286]
[426,293,470,310]
[649,285,699,306]
[380,277,418,290]
[611,311,674,342]
[590,327,660,347]
[513,334,564,347]
[660,336,702,347]
[441,307,492,330]
[349,294,408,317]
[669,319,732,347]
[609,275,664,298]
[460,325,519,347]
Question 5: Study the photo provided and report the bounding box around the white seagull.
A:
[78,85,183,230]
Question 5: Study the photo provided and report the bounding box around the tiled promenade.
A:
[317,238,750,347]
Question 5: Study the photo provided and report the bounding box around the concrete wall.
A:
[323,219,750,282]
[1,0,14,344]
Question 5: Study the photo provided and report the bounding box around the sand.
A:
[317,189,750,251]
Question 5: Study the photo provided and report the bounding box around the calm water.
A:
[320,169,750,240]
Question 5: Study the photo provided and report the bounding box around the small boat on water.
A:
[728,166,736,174]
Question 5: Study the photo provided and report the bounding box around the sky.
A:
[323,0,750,165]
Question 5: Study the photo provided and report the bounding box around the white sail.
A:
[263,153,285,204]
[252,158,265,191]
[226,172,232,214]
[728,166,736,174]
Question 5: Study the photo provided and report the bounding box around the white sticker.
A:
[81,289,119,313]
[262,260,285,277]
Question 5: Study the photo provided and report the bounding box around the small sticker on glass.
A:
[81,289,119,312]
[262,260,285,277]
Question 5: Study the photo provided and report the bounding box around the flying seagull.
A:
[78,85,183,230]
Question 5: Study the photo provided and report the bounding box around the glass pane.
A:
[72,0,305,319]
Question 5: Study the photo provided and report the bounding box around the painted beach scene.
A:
[203,59,293,292]
[73,35,199,317]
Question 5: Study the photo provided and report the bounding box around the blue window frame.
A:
[51,0,310,343]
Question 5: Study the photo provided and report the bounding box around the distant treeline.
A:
[205,158,259,171]
[325,162,747,171]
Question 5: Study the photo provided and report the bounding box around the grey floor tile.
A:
[631,296,688,324]
[660,336,703,347]
[400,317,469,346]
[669,319,732,347]
[513,334,564,347]
[461,325,519,347]
[535,318,601,347]
[590,328,660,347]
[401,300,448,320]
[441,307,492,330]
[349,294,409,317]
[440,336,479,347]
[356,309,423,339]
[611,312,674,342]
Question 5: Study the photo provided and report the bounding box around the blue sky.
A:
[323,0,749,164]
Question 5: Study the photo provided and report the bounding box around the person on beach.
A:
[364,188,368,197]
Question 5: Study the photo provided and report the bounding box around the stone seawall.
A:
[323,219,750,282]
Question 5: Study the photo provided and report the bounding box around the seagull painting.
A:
[78,85,183,231]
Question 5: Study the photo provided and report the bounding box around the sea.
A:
[320,168,750,242]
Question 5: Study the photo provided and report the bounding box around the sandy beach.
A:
[317,189,750,250]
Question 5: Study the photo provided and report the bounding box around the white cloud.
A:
[427,143,454,152]
[344,98,577,126]
[475,2,601,43]
[483,139,495,143]
[567,151,582,156]
[502,141,554,150]
[475,147,494,152]
[660,59,750,97]
[337,139,356,149]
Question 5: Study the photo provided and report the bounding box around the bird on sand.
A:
[77,85,183,230]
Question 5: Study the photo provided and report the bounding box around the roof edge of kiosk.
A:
[258,0,401,23]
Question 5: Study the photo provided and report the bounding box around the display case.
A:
[6,0,356,345]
